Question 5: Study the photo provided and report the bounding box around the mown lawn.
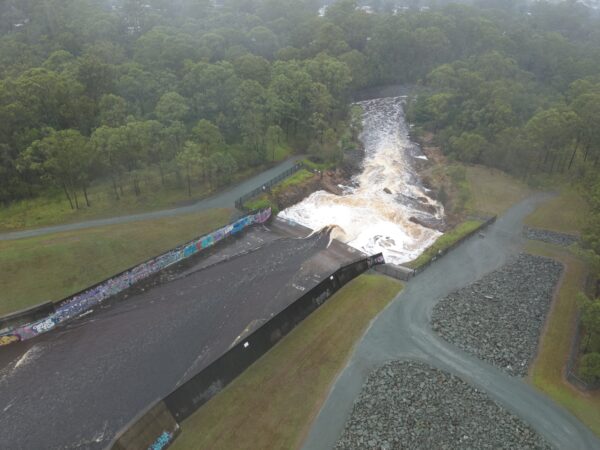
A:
[524,189,589,235]
[171,273,402,450]
[0,208,231,315]
[526,240,600,437]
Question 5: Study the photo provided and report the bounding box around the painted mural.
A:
[0,208,272,345]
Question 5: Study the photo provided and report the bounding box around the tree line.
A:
[1,0,600,212]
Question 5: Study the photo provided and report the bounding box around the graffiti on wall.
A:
[0,334,20,346]
[366,253,385,268]
[148,431,173,450]
[0,208,272,345]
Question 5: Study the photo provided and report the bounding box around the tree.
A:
[571,92,600,167]
[266,125,284,161]
[154,92,189,124]
[233,80,267,158]
[525,108,577,172]
[177,141,204,197]
[580,353,600,383]
[98,94,128,127]
[22,129,92,209]
[90,125,123,200]
[578,293,600,353]
[207,152,238,187]
[248,26,279,59]
[233,54,271,86]
[192,119,225,158]
[450,132,488,163]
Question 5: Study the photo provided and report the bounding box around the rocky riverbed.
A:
[335,361,552,450]
[431,254,563,377]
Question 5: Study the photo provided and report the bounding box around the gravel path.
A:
[523,227,579,247]
[335,361,552,450]
[432,254,563,377]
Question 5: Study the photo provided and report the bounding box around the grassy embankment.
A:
[407,220,483,269]
[525,191,600,436]
[0,146,291,233]
[0,208,231,316]
[407,164,532,269]
[172,274,402,450]
[243,168,315,213]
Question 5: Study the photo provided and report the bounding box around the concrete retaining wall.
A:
[374,263,415,281]
[0,301,55,335]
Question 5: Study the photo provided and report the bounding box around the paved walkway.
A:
[0,157,302,241]
[303,193,600,450]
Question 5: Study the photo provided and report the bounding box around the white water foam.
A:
[279,96,444,265]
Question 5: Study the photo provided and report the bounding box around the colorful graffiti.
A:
[0,334,20,346]
[367,253,385,268]
[148,431,173,450]
[0,208,272,345]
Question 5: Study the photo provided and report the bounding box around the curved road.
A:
[303,193,600,450]
[0,157,302,241]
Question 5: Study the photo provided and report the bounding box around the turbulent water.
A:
[279,96,444,265]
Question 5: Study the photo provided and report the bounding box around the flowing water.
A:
[279,96,444,265]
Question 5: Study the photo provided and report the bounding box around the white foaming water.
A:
[279,96,444,265]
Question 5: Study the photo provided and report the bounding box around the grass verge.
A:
[526,240,600,437]
[464,165,532,217]
[171,273,402,450]
[0,208,231,316]
[407,220,483,269]
[243,169,316,213]
[524,189,588,235]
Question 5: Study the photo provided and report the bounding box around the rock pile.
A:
[335,361,551,450]
[523,226,579,247]
[432,254,562,377]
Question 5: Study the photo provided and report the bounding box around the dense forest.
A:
[0,0,595,205]
[1,0,600,252]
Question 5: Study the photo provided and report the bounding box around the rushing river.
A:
[279,96,444,265]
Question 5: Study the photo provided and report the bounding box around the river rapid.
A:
[279,96,444,265]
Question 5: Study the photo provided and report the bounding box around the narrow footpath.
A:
[0,157,302,241]
[303,193,600,450]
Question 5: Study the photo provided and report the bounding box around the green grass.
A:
[171,274,402,450]
[524,189,588,235]
[407,220,483,269]
[301,158,336,172]
[243,169,315,213]
[526,241,600,437]
[243,195,277,214]
[272,169,314,193]
[0,208,231,316]
[464,165,532,216]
